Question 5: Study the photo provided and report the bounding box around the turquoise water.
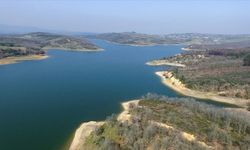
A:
[0,40,183,150]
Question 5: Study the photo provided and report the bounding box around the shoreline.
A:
[69,121,105,150]
[69,100,139,150]
[42,47,104,52]
[0,48,104,66]
[68,96,249,150]
[181,47,194,51]
[117,100,140,122]
[156,71,250,108]
[121,43,181,47]
[96,39,181,47]
[146,60,185,67]
[0,55,49,65]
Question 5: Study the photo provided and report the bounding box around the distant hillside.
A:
[86,32,190,46]
[184,40,250,51]
[0,32,100,59]
[86,32,250,47]
[0,24,55,34]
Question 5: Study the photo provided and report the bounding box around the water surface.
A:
[0,40,183,150]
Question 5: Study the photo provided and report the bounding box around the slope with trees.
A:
[0,32,101,59]
[78,94,250,150]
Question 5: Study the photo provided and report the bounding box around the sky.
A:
[0,0,250,34]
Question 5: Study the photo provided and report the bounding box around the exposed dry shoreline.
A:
[69,100,139,150]
[117,100,140,122]
[146,60,186,67]
[156,71,250,108]
[69,121,105,150]
[42,47,104,52]
[0,48,104,66]
[0,55,49,65]
[100,39,181,47]
[181,47,194,51]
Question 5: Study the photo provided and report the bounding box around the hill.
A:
[70,94,250,150]
[147,42,250,108]
[0,32,101,64]
[86,32,189,46]
[86,32,250,46]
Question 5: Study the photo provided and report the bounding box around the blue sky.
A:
[0,0,249,34]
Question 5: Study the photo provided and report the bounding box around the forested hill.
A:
[81,94,250,150]
[149,45,250,101]
[0,32,100,59]
[85,32,189,45]
[86,32,250,46]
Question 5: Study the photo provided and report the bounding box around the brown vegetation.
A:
[82,94,250,150]
[158,48,250,99]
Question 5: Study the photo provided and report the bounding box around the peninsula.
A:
[0,32,101,65]
[70,95,250,150]
[147,42,250,109]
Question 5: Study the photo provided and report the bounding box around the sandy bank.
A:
[146,60,185,67]
[117,100,140,123]
[69,121,105,150]
[156,71,250,108]
[69,100,139,150]
[42,47,104,52]
[103,39,180,47]
[0,47,104,66]
[181,47,194,51]
[0,55,49,65]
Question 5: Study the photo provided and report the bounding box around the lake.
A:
[0,40,183,150]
